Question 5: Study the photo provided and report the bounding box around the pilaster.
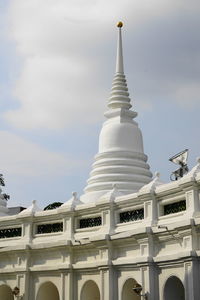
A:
[100,266,115,300]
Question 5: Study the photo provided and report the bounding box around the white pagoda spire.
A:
[81,22,152,203]
[116,22,124,74]
[108,22,131,110]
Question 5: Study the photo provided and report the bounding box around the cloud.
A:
[0,130,84,176]
[1,0,200,208]
[4,55,105,129]
[175,83,200,108]
[3,0,200,130]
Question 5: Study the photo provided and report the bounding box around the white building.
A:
[0,22,199,300]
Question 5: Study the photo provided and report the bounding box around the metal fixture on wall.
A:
[132,283,148,299]
[12,287,24,299]
[169,149,189,181]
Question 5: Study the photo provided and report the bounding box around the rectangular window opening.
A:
[79,216,102,229]
[36,222,63,234]
[119,208,144,223]
[0,227,22,239]
[163,200,186,216]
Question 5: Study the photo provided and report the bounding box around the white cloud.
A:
[0,130,83,176]
[3,0,200,129]
[4,55,105,129]
[1,0,200,207]
[175,83,200,108]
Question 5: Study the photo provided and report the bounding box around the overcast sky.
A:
[0,0,200,209]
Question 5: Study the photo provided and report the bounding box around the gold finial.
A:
[117,21,123,28]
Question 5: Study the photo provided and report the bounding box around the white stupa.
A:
[81,22,152,203]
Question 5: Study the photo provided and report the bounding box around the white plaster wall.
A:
[77,272,101,300]
[0,181,199,299]
[0,276,16,292]
[118,269,141,300]
[159,266,185,300]
[33,274,61,300]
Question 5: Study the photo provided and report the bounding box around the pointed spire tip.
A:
[117,21,123,28]
[115,20,124,74]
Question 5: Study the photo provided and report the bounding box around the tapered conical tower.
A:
[81,22,152,203]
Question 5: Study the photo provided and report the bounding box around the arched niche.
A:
[122,278,141,300]
[0,284,14,300]
[164,276,185,300]
[81,280,100,300]
[36,281,60,300]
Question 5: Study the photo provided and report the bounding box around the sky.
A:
[0,0,200,209]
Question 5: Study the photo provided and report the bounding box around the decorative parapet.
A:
[137,172,165,226]
[138,172,164,196]
[98,184,123,203]
[179,157,200,184]
[0,161,199,248]
[18,200,41,216]
[176,158,200,218]
[0,174,9,216]
[59,192,83,211]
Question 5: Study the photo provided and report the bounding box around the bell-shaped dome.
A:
[81,23,152,203]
